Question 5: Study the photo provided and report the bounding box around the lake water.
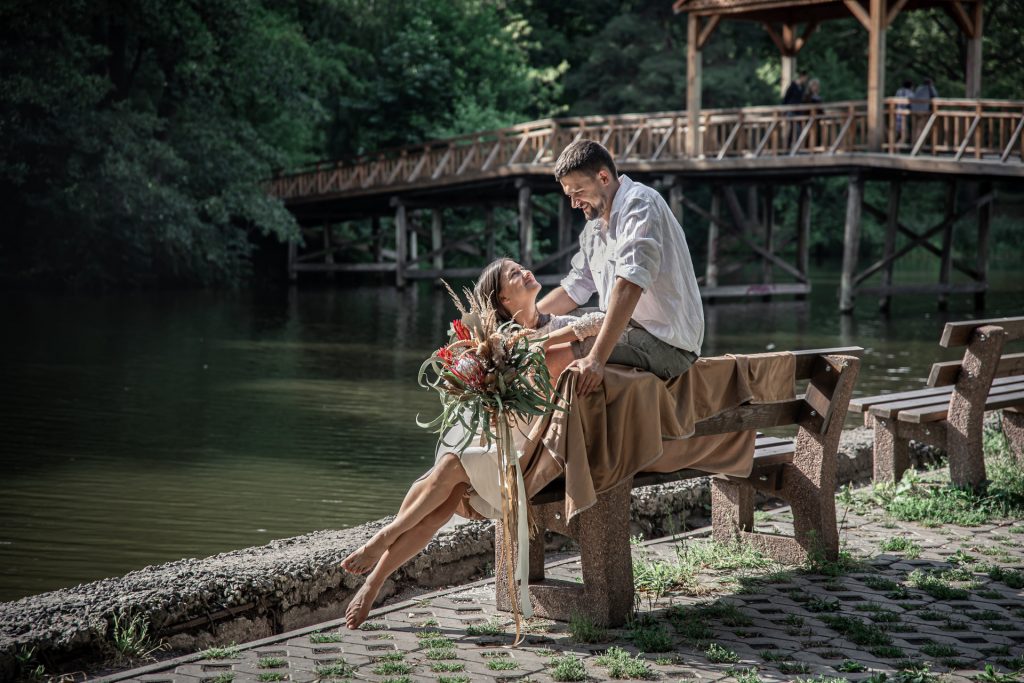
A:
[2,267,1022,602]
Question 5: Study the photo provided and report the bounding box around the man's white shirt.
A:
[560,174,705,355]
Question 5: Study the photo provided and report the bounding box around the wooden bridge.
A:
[270,97,1022,311]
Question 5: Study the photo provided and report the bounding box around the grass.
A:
[418,636,454,649]
[487,659,518,671]
[907,569,970,599]
[986,565,1024,588]
[705,643,739,663]
[880,536,923,558]
[550,654,587,682]
[569,613,608,643]
[109,610,164,661]
[425,647,457,660]
[729,667,763,683]
[314,662,356,678]
[202,644,241,659]
[257,657,286,668]
[837,659,867,672]
[206,675,234,683]
[778,661,811,674]
[819,614,892,646]
[308,631,343,643]
[437,676,470,683]
[594,646,656,680]
[359,621,387,630]
[256,674,285,682]
[465,618,503,636]
[431,662,465,673]
[921,642,960,657]
[634,539,779,595]
[629,621,674,653]
[975,664,1022,683]
[372,660,412,676]
[806,596,841,612]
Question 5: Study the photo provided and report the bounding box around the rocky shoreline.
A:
[0,426,943,681]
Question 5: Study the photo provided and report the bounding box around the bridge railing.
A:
[268,99,1024,200]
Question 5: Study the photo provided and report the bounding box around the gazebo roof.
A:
[671,0,978,26]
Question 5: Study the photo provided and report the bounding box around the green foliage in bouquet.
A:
[417,282,561,452]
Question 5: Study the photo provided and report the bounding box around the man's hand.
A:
[567,354,605,396]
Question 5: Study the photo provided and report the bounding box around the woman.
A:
[339,258,603,628]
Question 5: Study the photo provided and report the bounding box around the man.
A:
[537,140,704,396]
[782,71,808,106]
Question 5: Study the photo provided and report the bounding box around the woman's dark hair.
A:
[475,258,514,323]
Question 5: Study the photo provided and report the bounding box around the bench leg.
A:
[872,417,910,483]
[1002,409,1024,463]
[947,325,1005,489]
[495,482,634,627]
[711,477,753,544]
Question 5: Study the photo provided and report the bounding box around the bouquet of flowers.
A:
[417,282,560,643]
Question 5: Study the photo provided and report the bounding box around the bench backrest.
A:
[692,346,863,438]
[928,316,1024,387]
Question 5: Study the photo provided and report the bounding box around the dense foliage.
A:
[1,0,1020,287]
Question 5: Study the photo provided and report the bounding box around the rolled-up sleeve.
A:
[560,241,597,305]
[614,199,662,292]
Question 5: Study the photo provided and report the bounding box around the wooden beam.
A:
[965,0,983,97]
[885,0,910,26]
[946,0,976,37]
[394,200,407,288]
[698,15,722,49]
[879,180,901,312]
[937,180,956,310]
[975,180,992,310]
[843,0,871,29]
[687,13,703,157]
[762,22,787,53]
[839,174,864,313]
[794,21,819,52]
[797,184,811,280]
[866,0,887,151]
[706,188,721,288]
[431,208,444,272]
[518,182,533,266]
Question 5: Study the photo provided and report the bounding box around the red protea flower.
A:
[437,346,454,367]
[452,319,472,341]
[452,353,487,389]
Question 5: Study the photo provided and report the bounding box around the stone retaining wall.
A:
[0,426,942,681]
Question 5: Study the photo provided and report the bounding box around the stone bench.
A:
[849,316,1024,489]
[495,346,862,626]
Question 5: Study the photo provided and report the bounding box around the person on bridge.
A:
[537,139,704,397]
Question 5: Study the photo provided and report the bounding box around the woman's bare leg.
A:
[342,454,470,574]
[546,342,576,380]
[345,482,469,628]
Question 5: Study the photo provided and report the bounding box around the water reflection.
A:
[1,271,1021,601]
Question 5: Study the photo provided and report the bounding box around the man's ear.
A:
[598,168,611,186]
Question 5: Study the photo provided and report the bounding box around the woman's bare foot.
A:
[345,582,377,629]
[341,537,387,575]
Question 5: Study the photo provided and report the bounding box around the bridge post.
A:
[686,13,702,157]
[431,209,444,273]
[558,195,573,272]
[975,180,992,311]
[287,238,297,283]
[965,0,984,98]
[706,187,720,290]
[879,180,901,313]
[839,173,864,313]
[323,224,335,282]
[393,198,407,288]
[866,0,887,151]
[937,180,956,311]
[372,216,383,263]
[762,186,775,296]
[517,181,534,267]
[797,183,811,294]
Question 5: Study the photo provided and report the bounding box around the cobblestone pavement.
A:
[103,485,1024,683]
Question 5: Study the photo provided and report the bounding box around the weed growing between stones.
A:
[431,661,465,672]
[437,676,470,683]
[207,674,234,683]
[108,610,165,662]
[308,630,343,643]
[257,657,286,668]
[728,666,763,683]
[594,646,655,680]
[465,618,503,636]
[879,536,923,558]
[256,674,286,682]
[704,642,739,663]
[906,569,970,599]
[486,658,518,671]
[568,613,607,643]
[986,564,1024,588]
[372,659,412,676]
[837,659,867,672]
[819,614,892,646]
[629,621,673,653]
[359,621,387,630]
[778,660,811,674]
[314,661,356,678]
[202,644,241,659]
[549,654,587,682]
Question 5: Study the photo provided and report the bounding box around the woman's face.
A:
[499,260,541,317]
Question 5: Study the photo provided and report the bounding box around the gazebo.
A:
[673,0,986,152]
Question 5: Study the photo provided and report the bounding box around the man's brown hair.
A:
[553,140,617,180]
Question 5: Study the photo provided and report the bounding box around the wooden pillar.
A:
[781,24,796,97]
[485,205,496,262]
[686,13,702,157]
[839,174,864,313]
[706,188,721,289]
[975,180,992,311]
[323,224,335,282]
[763,186,775,288]
[408,214,419,271]
[287,238,297,282]
[393,200,407,288]
[518,182,533,266]
[797,183,812,281]
[558,195,573,272]
[867,0,887,151]
[938,181,956,311]
[669,179,684,226]
[431,209,444,272]
[879,180,902,313]
[965,0,984,98]
[372,216,383,263]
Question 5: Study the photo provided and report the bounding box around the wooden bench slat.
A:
[852,376,1023,413]
[928,352,1024,387]
[899,389,1024,424]
[940,316,1024,347]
